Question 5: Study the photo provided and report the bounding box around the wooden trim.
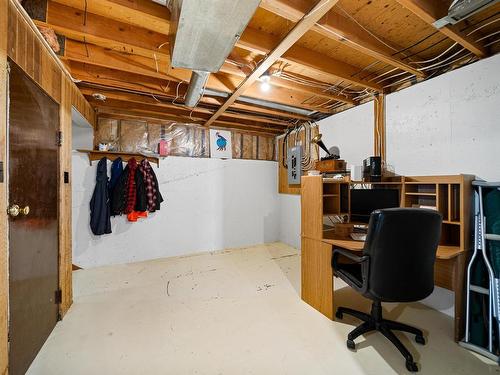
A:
[396,0,487,58]
[58,75,73,317]
[205,0,340,127]
[77,149,160,167]
[0,0,9,372]
[374,94,386,168]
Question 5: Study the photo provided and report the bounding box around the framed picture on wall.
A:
[209,129,232,159]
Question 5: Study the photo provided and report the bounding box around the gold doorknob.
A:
[7,205,29,217]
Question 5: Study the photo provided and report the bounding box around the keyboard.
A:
[350,233,367,241]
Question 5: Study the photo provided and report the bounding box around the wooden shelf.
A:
[350,181,403,185]
[443,220,461,225]
[323,194,338,197]
[77,149,160,167]
[436,245,464,260]
[405,192,436,196]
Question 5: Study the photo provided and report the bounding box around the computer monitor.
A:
[350,189,400,223]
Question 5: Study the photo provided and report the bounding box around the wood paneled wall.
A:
[1,1,95,372]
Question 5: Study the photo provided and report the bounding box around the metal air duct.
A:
[168,0,260,107]
[434,0,500,28]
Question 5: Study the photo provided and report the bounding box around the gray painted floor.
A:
[28,243,496,374]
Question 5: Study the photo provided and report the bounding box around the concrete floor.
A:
[28,243,497,374]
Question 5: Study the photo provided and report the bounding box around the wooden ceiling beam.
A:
[80,87,290,127]
[69,63,312,121]
[51,0,170,34]
[94,106,283,135]
[259,0,425,78]
[396,0,487,57]
[205,0,340,127]
[41,2,170,61]
[90,97,287,130]
[65,54,336,114]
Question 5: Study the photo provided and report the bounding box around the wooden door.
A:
[7,61,60,375]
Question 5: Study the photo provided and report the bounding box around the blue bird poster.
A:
[209,129,232,159]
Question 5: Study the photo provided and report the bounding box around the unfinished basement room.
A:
[1,0,500,374]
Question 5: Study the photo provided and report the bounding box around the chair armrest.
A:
[332,248,368,268]
[332,248,370,294]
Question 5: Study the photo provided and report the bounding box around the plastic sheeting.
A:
[95,118,209,157]
[94,117,276,160]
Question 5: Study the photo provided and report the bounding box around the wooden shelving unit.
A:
[301,174,474,341]
[77,149,160,167]
[402,175,473,257]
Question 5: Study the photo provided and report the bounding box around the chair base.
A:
[336,301,425,372]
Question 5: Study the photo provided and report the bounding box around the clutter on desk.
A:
[89,156,164,235]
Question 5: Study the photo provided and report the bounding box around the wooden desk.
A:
[300,174,473,342]
[301,235,467,342]
[322,237,465,260]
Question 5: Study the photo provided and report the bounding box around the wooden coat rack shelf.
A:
[77,150,160,167]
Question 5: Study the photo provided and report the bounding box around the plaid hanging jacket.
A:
[124,158,138,214]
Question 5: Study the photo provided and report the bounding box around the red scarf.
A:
[125,158,138,214]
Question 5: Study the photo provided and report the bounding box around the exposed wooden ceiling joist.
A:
[79,86,291,127]
[204,0,340,127]
[238,26,382,91]
[52,0,169,34]
[259,0,425,78]
[69,63,317,122]
[396,0,488,57]
[39,1,357,113]
[48,0,380,92]
[33,0,497,137]
[94,106,282,136]
[91,99,287,133]
[65,55,339,115]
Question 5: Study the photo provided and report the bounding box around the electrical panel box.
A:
[287,146,302,185]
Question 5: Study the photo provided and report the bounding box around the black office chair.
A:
[332,208,442,372]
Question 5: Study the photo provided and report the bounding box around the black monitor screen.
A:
[350,189,400,223]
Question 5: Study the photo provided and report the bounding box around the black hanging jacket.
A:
[90,158,112,235]
[109,157,123,216]
[135,168,148,212]
[111,165,129,216]
[150,167,163,211]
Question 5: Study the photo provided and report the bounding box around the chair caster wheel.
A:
[346,339,356,350]
[406,361,418,372]
[336,310,343,320]
[415,335,425,345]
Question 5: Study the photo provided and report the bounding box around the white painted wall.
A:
[320,102,374,169]
[71,107,93,150]
[278,194,301,249]
[384,54,500,317]
[386,54,500,181]
[72,152,279,268]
